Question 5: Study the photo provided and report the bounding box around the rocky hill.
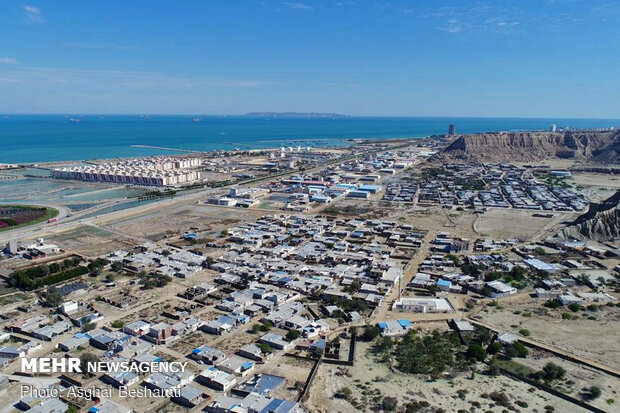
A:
[438,130,619,164]
[558,191,620,242]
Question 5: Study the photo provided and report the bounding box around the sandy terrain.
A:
[477,296,620,371]
[46,225,138,257]
[569,172,620,203]
[516,352,620,411]
[474,208,578,241]
[305,341,584,413]
[105,203,266,241]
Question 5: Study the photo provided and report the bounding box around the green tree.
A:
[361,325,381,341]
[347,279,362,293]
[383,396,398,411]
[335,387,352,400]
[110,261,123,272]
[46,286,62,307]
[39,265,50,277]
[285,330,301,341]
[79,352,98,374]
[111,320,124,328]
[584,386,602,400]
[256,343,272,354]
[539,362,566,382]
[466,344,487,362]
[510,266,527,280]
[506,342,528,358]
[395,330,458,377]
[568,303,582,312]
[374,336,394,352]
[487,342,503,354]
[81,322,96,333]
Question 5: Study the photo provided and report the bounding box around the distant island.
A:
[244,112,348,118]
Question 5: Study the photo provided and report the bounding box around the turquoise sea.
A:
[1,115,619,163]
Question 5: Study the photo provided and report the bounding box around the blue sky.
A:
[1,0,619,117]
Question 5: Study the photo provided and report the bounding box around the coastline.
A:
[2,115,619,164]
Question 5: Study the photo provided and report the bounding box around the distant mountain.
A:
[437,130,619,164]
[557,191,620,242]
[244,112,348,118]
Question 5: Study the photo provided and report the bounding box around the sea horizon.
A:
[1,114,619,164]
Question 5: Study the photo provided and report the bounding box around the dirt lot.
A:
[474,208,578,240]
[305,341,583,413]
[477,295,620,371]
[104,203,267,241]
[569,172,620,203]
[515,351,620,411]
[46,225,137,256]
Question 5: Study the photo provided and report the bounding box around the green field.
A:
[0,205,59,232]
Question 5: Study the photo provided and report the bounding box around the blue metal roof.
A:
[358,184,382,191]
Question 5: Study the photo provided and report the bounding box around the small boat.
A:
[192,118,201,123]
[69,118,81,123]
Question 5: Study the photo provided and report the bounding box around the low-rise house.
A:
[133,353,163,371]
[408,272,434,288]
[143,370,195,392]
[197,367,237,391]
[123,320,151,336]
[18,397,68,413]
[206,393,306,413]
[90,331,131,351]
[303,320,329,339]
[523,258,558,273]
[202,317,235,335]
[392,297,453,313]
[259,333,294,351]
[59,301,79,315]
[103,370,140,388]
[577,292,617,303]
[219,357,254,377]
[172,384,207,408]
[146,322,173,344]
[172,317,204,336]
[88,399,132,413]
[497,332,518,345]
[378,319,412,337]
[453,320,475,334]
[232,373,286,397]
[558,292,583,306]
[32,320,72,341]
[57,333,89,352]
[485,281,517,298]
[236,343,271,362]
[191,345,227,365]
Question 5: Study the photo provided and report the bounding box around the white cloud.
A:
[439,19,463,33]
[0,57,19,65]
[22,5,44,23]
[427,4,523,34]
[281,2,313,10]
